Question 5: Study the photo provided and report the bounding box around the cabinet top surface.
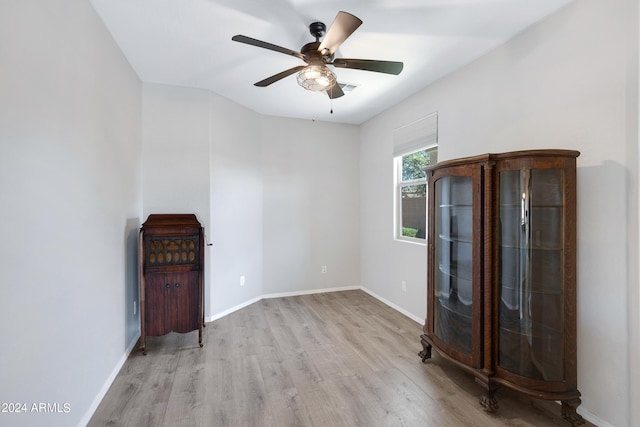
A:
[424,149,580,173]
[142,214,202,229]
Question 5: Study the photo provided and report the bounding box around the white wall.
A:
[359,119,429,320]
[625,2,640,425]
[142,84,263,317]
[140,86,360,316]
[209,93,263,314]
[261,117,361,295]
[0,1,142,426]
[142,84,211,225]
[360,0,638,425]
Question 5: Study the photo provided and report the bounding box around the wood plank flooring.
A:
[89,290,591,426]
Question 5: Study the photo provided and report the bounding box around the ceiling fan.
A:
[231,11,403,99]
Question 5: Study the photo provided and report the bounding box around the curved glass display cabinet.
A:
[419,150,583,425]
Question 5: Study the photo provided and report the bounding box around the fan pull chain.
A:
[330,86,334,114]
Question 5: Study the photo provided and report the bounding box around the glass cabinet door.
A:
[433,175,474,356]
[498,168,565,381]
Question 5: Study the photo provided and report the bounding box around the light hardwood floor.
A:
[89,290,591,426]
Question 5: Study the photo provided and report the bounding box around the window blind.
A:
[392,112,438,157]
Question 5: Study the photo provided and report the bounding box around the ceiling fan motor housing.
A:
[301,41,329,64]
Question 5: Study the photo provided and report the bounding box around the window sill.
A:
[395,236,427,246]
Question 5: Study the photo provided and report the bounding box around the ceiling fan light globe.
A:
[297,65,336,91]
[304,68,321,79]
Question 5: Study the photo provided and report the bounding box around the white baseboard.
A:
[359,287,424,324]
[577,407,612,427]
[205,286,420,325]
[205,286,360,322]
[206,295,262,322]
[544,401,610,427]
[78,334,139,426]
[262,285,360,300]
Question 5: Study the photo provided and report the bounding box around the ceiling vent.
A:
[338,83,358,93]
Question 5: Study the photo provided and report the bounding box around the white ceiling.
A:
[90,0,572,125]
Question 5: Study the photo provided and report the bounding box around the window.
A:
[395,147,438,242]
[392,112,438,243]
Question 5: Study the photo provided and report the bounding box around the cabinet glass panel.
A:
[498,169,564,381]
[434,175,473,354]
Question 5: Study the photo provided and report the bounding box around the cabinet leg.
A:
[198,326,203,348]
[479,392,498,413]
[561,398,585,426]
[140,336,147,355]
[419,335,432,362]
[476,378,499,413]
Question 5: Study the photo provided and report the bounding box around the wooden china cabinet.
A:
[139,214,204,354]
[419,150,583,425]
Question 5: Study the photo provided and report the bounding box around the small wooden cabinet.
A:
[419,150,583,425]
[139,214,204,354]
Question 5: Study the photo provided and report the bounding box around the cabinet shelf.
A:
[499,205,563,211]
[435,296,473,355]
[420,150,582,424]
[500,284,562,296]
[499,244,562,251]
[439,234,472,244]
[499,315,562,337]
[440,240,473,250]
[439,263,473,281]
[438,295,473,318]
[439,204,473,209]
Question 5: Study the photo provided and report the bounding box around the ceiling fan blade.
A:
[254,65,306,87]
[326,84,345,99]
[232,35,305,61]
[318,11,362,56]
[331,58,403,75]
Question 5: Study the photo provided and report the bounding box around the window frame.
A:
[394,145,438,244]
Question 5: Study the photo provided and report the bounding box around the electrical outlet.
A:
[401,281,407,292]
[240,275,245,286]
[321,265,327,274]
